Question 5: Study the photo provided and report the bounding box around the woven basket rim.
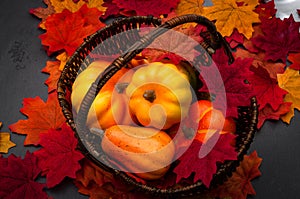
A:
[57,14,258,197]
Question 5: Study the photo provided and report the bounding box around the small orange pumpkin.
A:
[125,62,193,130]
[182,100,236,143]
[71,60,134,130]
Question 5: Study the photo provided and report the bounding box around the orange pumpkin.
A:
[125,62,193,130]
[180,100,236,143]
[101,125,175,180]
[71,60,134,130]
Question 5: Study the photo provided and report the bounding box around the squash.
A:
[101,125,175,180]
[126,62,193,130]
[159,59,201,92]
[71,60,134,130]
[181,100,236,143]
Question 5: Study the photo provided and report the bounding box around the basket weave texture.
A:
[57,14,258,197]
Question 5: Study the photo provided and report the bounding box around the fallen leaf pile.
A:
[2,0,300,198]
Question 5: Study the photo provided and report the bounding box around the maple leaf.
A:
[113,0,180,17]
[278,68,300,124]
[75,159,152,199]
[41,60,62,93]
[173,133,238,187]
[142,25,205,65]
[258,102,292,129]
[175,0,204,17]
[40,5,104,56]
[101,0,121,19]
[211,151,262,199]
[0,122,16,153]
[203,0,260,39]
[243,24,263,53]
[76,158,114,188]
[30,0,55,22]
[234,48,286,79]
[199,52,254,118]
[288,53,300,70]
[50,0,106,13]
[251,15,300,63]
[56,51,70,71]
[225,29,245,49]
[254,0,276,20]
[34,123,84,188]
[248,64,287,111]
[0,152,48,199]
[9,92,66,146]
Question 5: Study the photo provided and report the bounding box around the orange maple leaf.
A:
[277,68,300,124]
[40,5,104,56]
[9,92,66,146]
[0,122,16,153]
[30,0,55,22]
[175,0,204,16]
[203,0,260,39]
[75,159,113,188]
[41,60,62,93]
[211,151,262,199]
[50,0,106,13]
[56,52,70,71]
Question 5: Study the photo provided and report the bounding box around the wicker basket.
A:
[57,14,258,197]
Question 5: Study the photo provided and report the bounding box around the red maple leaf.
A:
[0,151,48,199]
[9,92,66,146]
[199,51,254,118]
[258,102,292,128]
[243,24,263,53]
[288,52,300,70]
[234,48,286,79]
[34,123,84,188]
[112,0,180,17]
[254,0,277,20]
[173,133,238,187]
[251,15,300,63]
[41,60,61,93]
[39,5,104,56]
[225,29,245,49]
[101,0,121,19]
[248,64,288,111]
[211,151,262,199]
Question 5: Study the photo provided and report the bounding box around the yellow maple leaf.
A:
[0,122,16,153]
[50,0,106,13]
[277,68,300,124]
[175,0,204,16]
[203,0,260,39]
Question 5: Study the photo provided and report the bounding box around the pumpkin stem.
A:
[143,90,156,103]
[115,83,129,94]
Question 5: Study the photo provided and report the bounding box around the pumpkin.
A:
[181,100,236,143]
[125,62,193,130]
[71,60,134,130]
[101,125,175,180]
[159,59,201,92]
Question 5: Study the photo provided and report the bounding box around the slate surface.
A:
[0,0,299,198]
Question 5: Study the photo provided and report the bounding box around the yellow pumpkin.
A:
[101,125,175,180]
[126,62,193,130]
[71,60,133,130]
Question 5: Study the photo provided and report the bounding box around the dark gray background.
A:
[0,0,299,198]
